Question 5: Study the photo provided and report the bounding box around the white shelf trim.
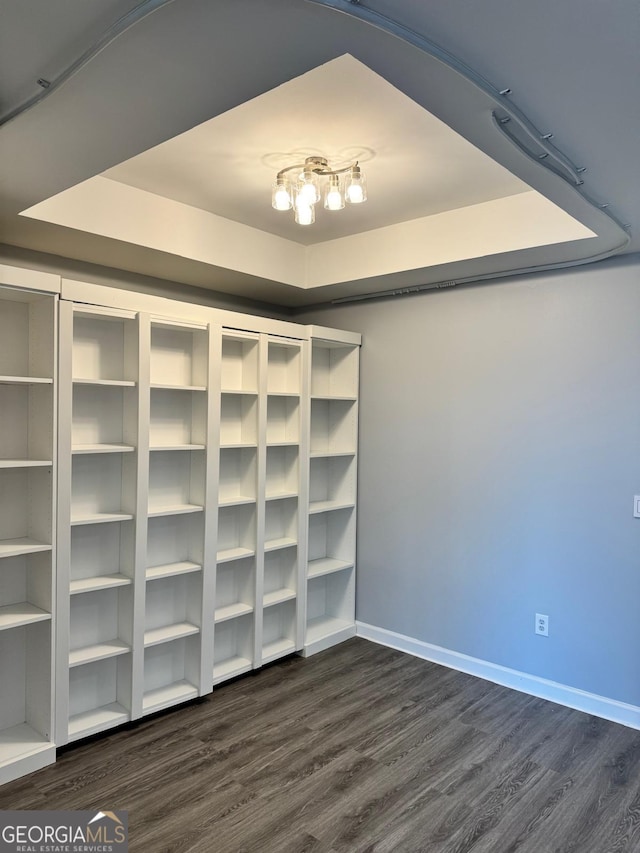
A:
[150,383,206,392]
[217,546,255,564]
[67,704,129,742]
[0,375,53,385]
[218,495,257,508]
[70,511,134,526]
[146,561,202,581]
[307,557,354,579]
[213,656,252,683]
[311,394,357,402]
[69,574,133,595]
[264,537,297,553]
[142,681,198,714]
[0,538,52,559]
[72,444,135,455]
[262,637,296,664]
[214,602,254,623]
[263,588,296,608]
[73,378,136,387]
[147,503,204,518]
[309,450,356,459]
[69,640,131,668]
[149,444,205,452]
[0,603,51,631]
[143,621,200,648]
[308,499,355,515]
[0,459,53,468]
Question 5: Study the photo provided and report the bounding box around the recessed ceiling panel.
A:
[102,55,530,246]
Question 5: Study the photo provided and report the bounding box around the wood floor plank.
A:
[1,638,639,852]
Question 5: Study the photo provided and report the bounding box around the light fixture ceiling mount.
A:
[272,155,367,225]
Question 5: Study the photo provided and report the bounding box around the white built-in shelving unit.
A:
[261,337,305,665]
[57,304,140,743]
[142,318,215,716]
[304,331,359,655]
[0,275,360,781]
[0,266,59,784]
[214,331,259,682]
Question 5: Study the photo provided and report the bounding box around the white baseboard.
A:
[356,621,640,731]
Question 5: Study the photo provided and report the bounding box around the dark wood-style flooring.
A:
[2,638,640,852]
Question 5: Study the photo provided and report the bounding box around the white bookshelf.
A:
[41,282,360,778]
[0,281,57,784]
[57,304,140,745]
[258,338,305,666]
[213,333,259,681]
[304,336,359,656]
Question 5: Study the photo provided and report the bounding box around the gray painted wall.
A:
[300,255,640,706]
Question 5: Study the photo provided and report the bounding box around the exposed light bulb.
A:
[345,164,367,204]
[324,175,344,211]
[297,168,320,205]
[294,200,315,225]
[272,178,292,211]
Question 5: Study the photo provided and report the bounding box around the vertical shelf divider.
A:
[297,339,311,653]
[254,335,268,667]
[200,322,220,695]
[130,312,149,720]
[55,299,73,746]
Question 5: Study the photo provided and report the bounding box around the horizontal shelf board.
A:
[68,703,129,742]
[72,444,135,455]
[214,602,254,623]
[151,383,206,392]
[265,491,299,502]
[0,459,52,468]
[263,588,296,608]
[309,500,355,515]
[306,615,354,644]
[0,603,51,631]
[262,637,296,664]
[71,512,134,526]
[143,681,198,714]
[0,375,53,385]
[149,444,205,452]
[309,450,356,459]
[0,723,52,764]
[217,546,255,564]
[70,574,132,595]
[0,538,52,559]
[0,375,52,385]
[267,391,300,398]
[264,537,297,553]
[218,495,256,508]
[69,640,131,668]
[266,441,300,448]
[73,378,136,387]
[307,557,354,579]
[147,503,203,518]
[221,389,258,396]
[213,656,252,683]
[311,394,357,402]
[146,561,201,581]
[219,442,258,450]
[144,622,199,648]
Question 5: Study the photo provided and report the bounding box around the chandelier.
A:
[271,156,367,225]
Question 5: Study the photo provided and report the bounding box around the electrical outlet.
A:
[535,613,549,636]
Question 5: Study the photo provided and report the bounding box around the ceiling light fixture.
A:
[272,156,367,225]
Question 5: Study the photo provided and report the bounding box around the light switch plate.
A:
[634,496,640,518]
